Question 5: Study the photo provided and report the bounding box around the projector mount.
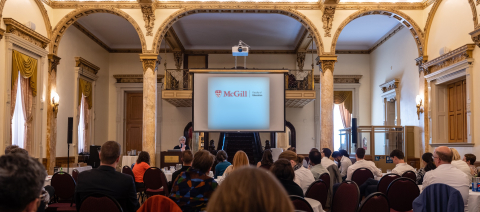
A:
[232,40,250,69]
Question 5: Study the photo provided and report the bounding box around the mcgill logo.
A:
[215,90,222,97]
[214,90,248,97]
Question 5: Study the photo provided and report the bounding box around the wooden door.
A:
[448,80,466,143]
[126,93,143,152]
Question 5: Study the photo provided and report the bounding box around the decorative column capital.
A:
[139,53,161,74]
[415,55,428,75]
[470,26,480,48]
[0,28,5,40]
[317,55,338,74]
[48,54,61,73]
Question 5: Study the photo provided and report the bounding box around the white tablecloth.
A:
[165,172,172,182]
[59,166,92,175]
[122,156,138,168]
[305,197,324,212]
[418,185,480,212]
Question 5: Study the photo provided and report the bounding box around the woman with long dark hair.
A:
[416,152,436,185]
[257,150,274,170]
[132,151,151,188]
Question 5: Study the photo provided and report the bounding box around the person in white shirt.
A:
[346,148,382,181]
[390,149,415,176]
[422,146,470,211]
[278,150,315,194]
[451,148,473,182]
[337,150,352,180]
[321,148,337,169]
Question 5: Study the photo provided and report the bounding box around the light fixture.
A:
[416,95,424,120]
[51,91,59,118]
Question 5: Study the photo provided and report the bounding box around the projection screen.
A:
[193,73,285,132]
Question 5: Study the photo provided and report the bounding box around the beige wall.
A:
[56,26,110,157]
[1,0,48,37]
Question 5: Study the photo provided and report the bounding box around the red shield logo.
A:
[215,90,221,97]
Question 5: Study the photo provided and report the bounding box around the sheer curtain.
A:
[78,95,85,153]
[333,91,353,128]
[12,73,25,148]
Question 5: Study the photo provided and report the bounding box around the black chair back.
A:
[51,172,76,203]
[319,173,331,190]
[387,177,420,212]
[305,180,328,209]
[377,173,400,194]
[122,166,135,178]
[79,193,123,212]
[358,192,389,212]
[290,195,314,212]
[331,180,360,212]
[351,168,374,187]
[402,170,416,182]
[144,167,169,196]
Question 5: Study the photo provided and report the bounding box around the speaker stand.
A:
[67,143,70,174]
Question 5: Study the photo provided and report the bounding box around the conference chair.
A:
[377,173,400,195]
[387,177,420,212]
[351,168,374,187]
[319,173,331,191]
[331,181,360,212]
[122,165,135,178]
[144,167,169,197]
[72,169,79,183]
[358,192,390,212]
[290,195,314,212]
[137,195,182,212]
[46,172,77,212]
[402,171,416,182]
[122,165,145,201]
[79,193,123,212]
[305,180,328,210]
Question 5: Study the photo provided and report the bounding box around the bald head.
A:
[434,146,453,165]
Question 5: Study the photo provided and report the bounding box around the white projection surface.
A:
[193,73,285,132]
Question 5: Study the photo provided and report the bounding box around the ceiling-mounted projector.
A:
[232,40,250,56]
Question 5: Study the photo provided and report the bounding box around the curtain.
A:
[78,79,92,109]
[334,91,353,128]
[20,76,34,153]
[78,78,93,153]
[12,50,37,97]
[82,95,91,150]
[10,74,18,144]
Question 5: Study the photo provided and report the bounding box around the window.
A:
[333,104,344,151]
[12,72,25,148]
[78,95,85,153]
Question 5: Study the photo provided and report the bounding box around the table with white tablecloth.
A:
[121,156,138,168]
[59,166,92,175]
[305,197,324,212]
[418,185,480,212]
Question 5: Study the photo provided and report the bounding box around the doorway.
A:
[125,92,143,153]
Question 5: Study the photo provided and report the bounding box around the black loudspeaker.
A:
[67,117,73,144]
[88,145,101,168]
[352,118,358,144]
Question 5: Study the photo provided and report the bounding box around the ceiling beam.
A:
[164,27,185,52]
[294,29,313,53]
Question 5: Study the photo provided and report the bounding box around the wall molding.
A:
[3,18,50,49]
[113,74,164,83]
[75,57,100,78]
[422,44,475,74]
[314,75,362,84]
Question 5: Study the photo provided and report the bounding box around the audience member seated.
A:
[270,159,304,197]
[223,150,249,177]
[206,166,294,212]
[132,151,151,189]
[278,150,315,194]
[321,148,342,183]
[332,151,341,166]
[422,146,470,211]
[4,144,29,155]
[451,148,472,181]
[321,148,336,169]
[0,153,47,212]
[309,150,329,181]
[75,141,139,212]
[390,149,415,175]
[464,153,478,176]
[173,136,190,151]
[338,149,352,180]
[257,149,274,170]
[214,150,230,178]
[170,150,218,211]
[346,148,382,181]
[172,150,193,183]
[416,152,436,185]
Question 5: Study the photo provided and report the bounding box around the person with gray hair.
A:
[174,136,190,151]
[0,153,47,212]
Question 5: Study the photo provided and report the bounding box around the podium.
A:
[160,151,183,169]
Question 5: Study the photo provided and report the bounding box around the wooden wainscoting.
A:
[41,156,87,169]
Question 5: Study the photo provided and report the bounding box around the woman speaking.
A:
[174,136,190,151]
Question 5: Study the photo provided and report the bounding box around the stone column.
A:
[139,53,160,167]
[46,54,60,174]
[319,56,337,150]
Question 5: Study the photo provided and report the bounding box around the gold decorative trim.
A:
[48,54,61,73]
[335,50,369,54]
[422,44,475,74]
[75,57,100,75]
[152,8,324,55]
[317,55,337,73]
[140,4,155,36]
[331,8,424,57]
[470,27,480,48]
[162,90,193,107]
[468,0,478,27]
[190,69,288,73]
[4,18,51,48]
[139,53,160,73]
[50,6,147,55]
[379,79,399,93]
[322,6,335,37]
[0,28,4,40]
[113,74,164,83]
[314,75,362,84]
[0,0,52,39]
[72,22,142,53]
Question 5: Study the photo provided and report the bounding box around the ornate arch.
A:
[0,0,52,39]
[423,0,443,57]
[468,0,478,27]
[151,7,324,55]
[50,6,147,55]
[331,8,425,57]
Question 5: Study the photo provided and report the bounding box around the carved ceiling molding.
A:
[415,55,428,75]
[294,29,310,52]
[165,27,185,51]
[50,6,147,55]
[331,8,424,57]
[322,6,335,37]
[113,74,164,83]
[369,24,404,53]
[422,44,475,74]
[336,1,433,10]
[314,74,362,84]
[468,0,479,27]
[335,50,368,54]
[140,3,156,36]
[3,18,50,49]
[75,57,100,75]
[470,26,480,48]
[379,78,399,93]
[152,7,324,55]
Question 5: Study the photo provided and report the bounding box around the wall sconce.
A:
[416,95,424,120]
[51,92,59,118]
